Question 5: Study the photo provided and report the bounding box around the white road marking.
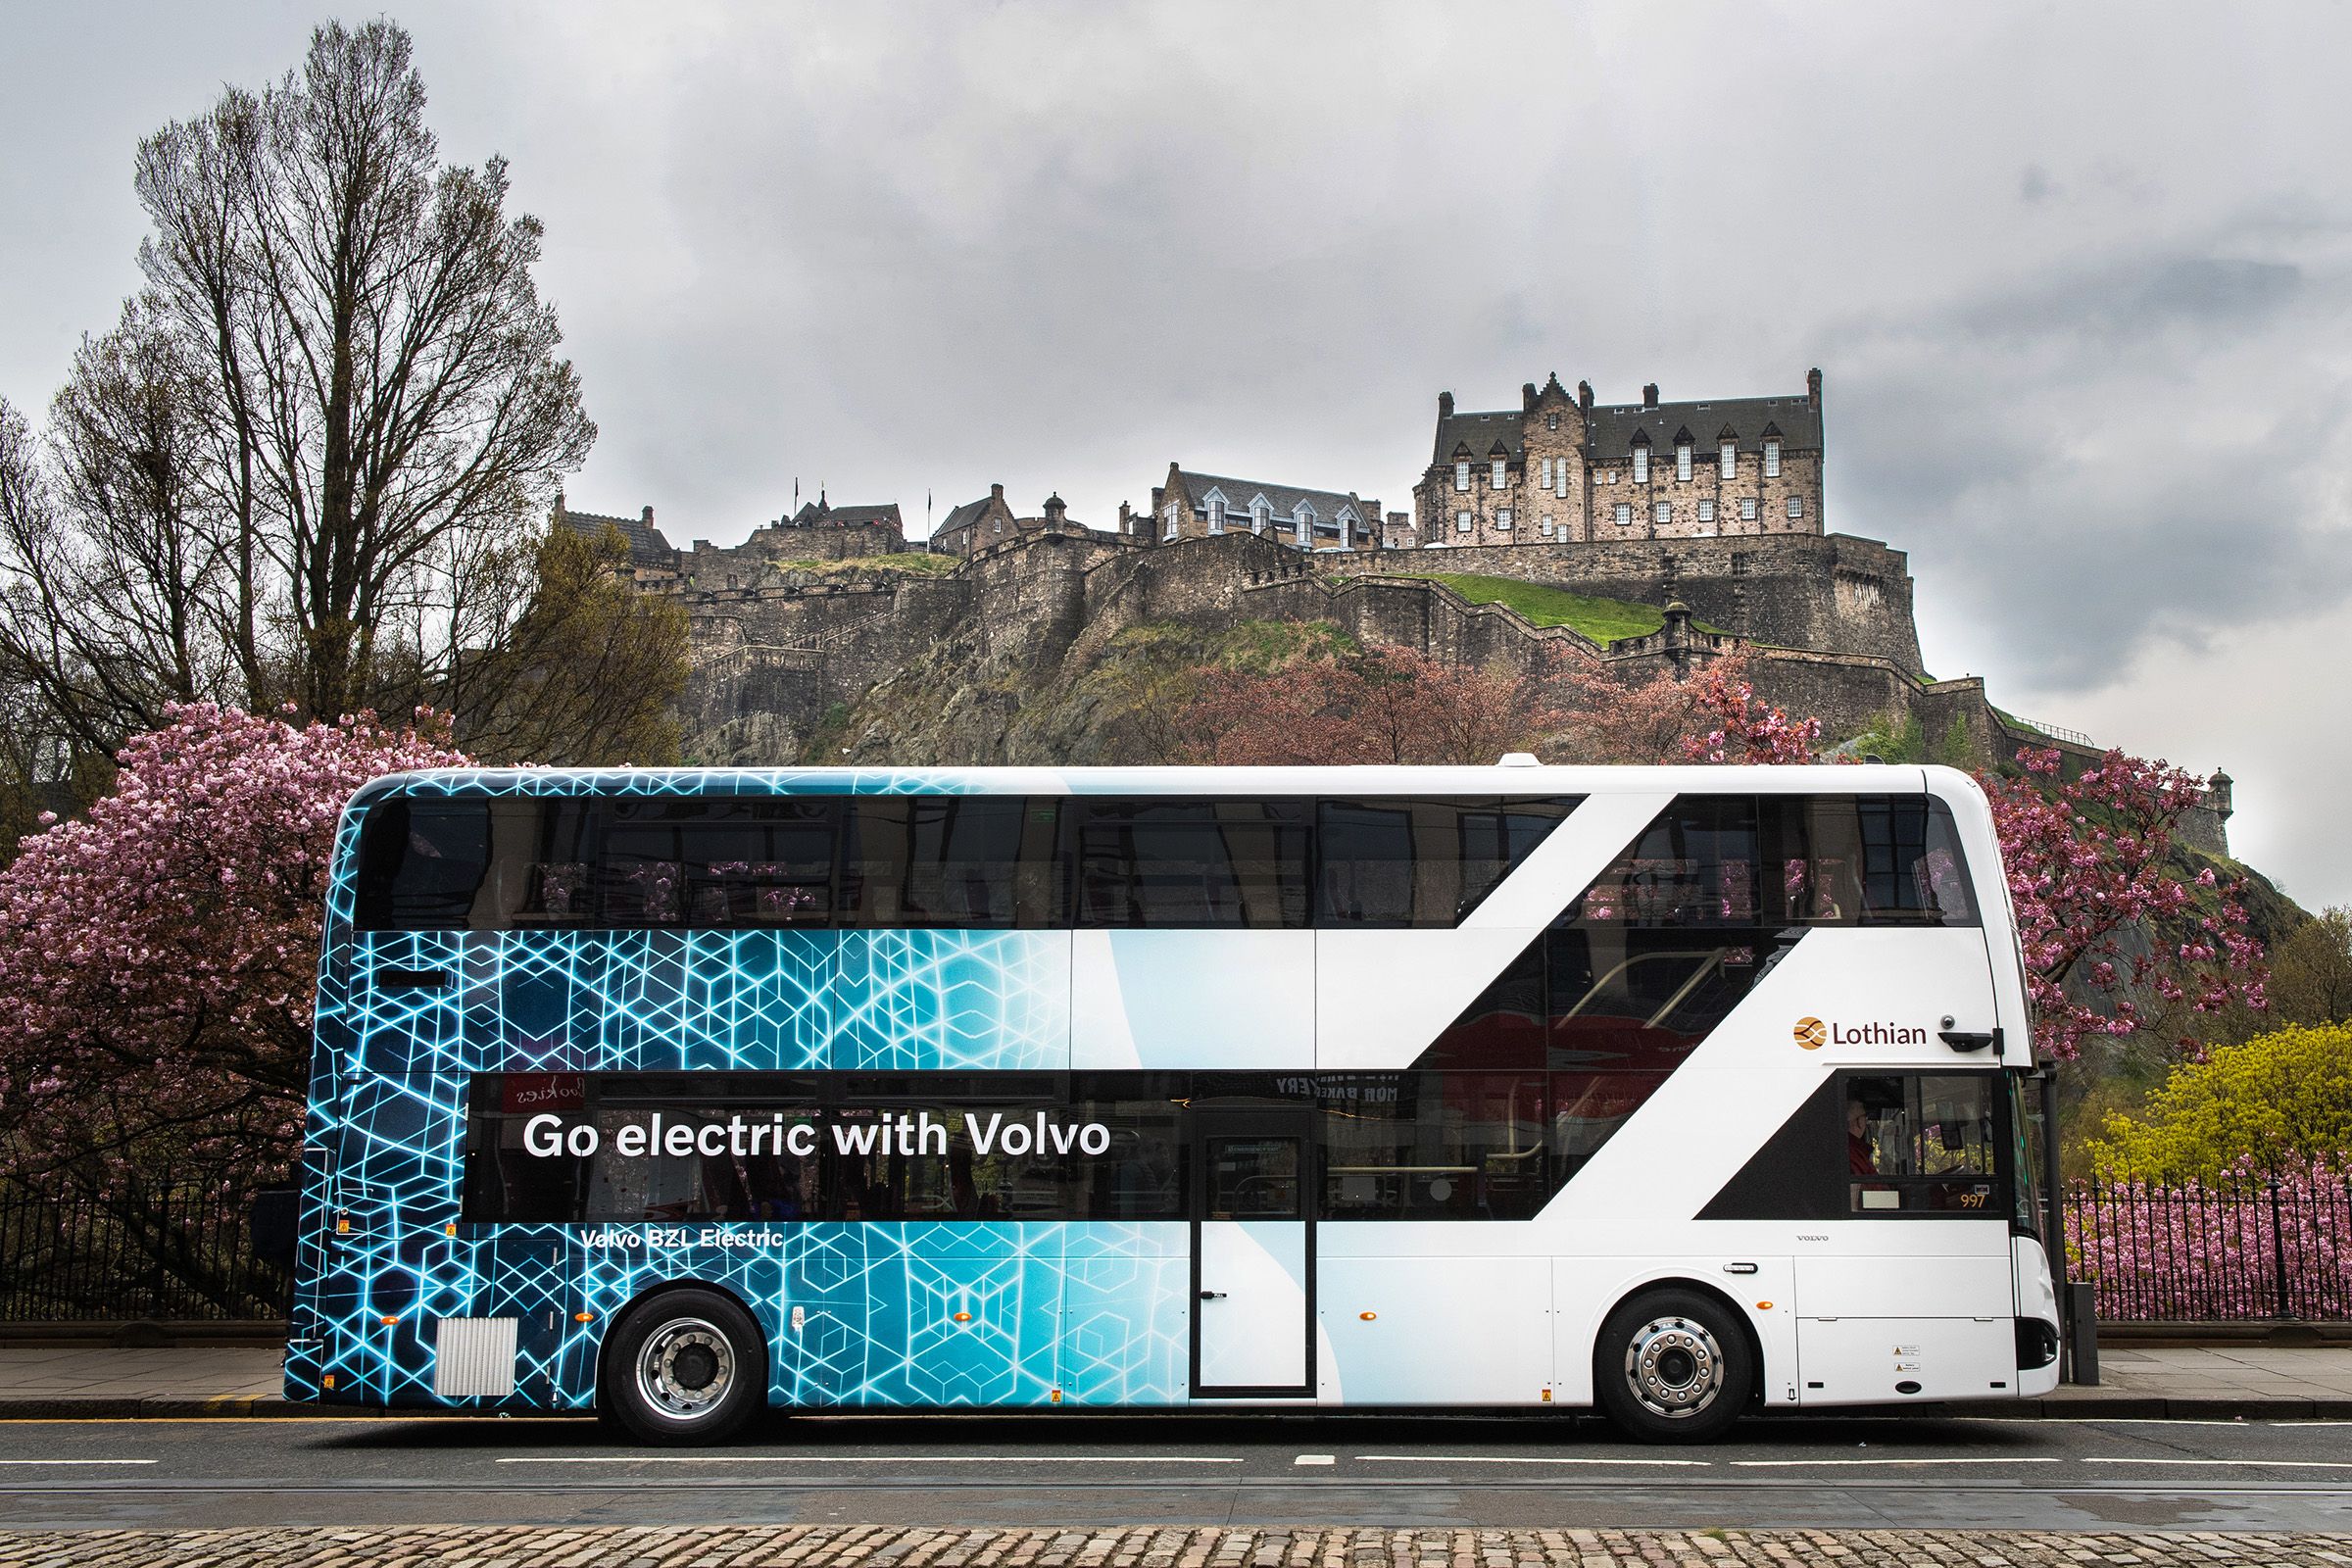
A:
[1295,1454,1336,1466]
[0,1459,159,1466]
[1355,1454,1710,1467]
[496,1454,1240,1465]
[1731,1457,2060,1468]
[2086,1457,2352,1470]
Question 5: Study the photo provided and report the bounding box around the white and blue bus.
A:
[284,762,2059,1443]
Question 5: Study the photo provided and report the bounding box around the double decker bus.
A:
[285,762,2060,1443]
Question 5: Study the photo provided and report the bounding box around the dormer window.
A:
[1720,439,1737,479]
[1207,498,1225,534]
[1631,445,1650,484]
[1454,461,1471,493]
[1491,459,1507,489]
[1251,501,1269,533]
[1295,506,1312,545]
[1764,439,1782,477]
[1675,440,1692,482]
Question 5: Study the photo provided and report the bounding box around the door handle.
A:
[379,967,450,991]
[1197,1290,1227,1300]
[1938,1028,1999,1053]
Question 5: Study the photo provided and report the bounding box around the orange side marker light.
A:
[1358,1311,1377,1321]
[953,1310,973,1322]
[574,1312,595,1323]
[1756,1301,1774,1310]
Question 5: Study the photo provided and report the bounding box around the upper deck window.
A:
[352,790,1588,934]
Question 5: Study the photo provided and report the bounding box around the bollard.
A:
[2066,1280,2099,1385]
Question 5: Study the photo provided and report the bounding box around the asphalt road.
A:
[4,1410,2352,1532]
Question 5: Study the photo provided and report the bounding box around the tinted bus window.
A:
[839,796,1055,929]
[354,800,493,929]
[1319,1073,1547,1220]
[596,797,839,927]
[1317,797,1579,927]
[1064,799,1309,928]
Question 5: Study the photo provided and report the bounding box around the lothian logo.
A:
[1792,1017,1828,1050]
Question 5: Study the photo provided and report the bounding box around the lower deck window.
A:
[1845,1074,2000,1214]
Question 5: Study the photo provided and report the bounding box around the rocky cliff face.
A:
[673,529,1935,765]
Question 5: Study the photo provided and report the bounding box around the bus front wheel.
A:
[1593,1289,1753,1444]
[601,1289,765,1445]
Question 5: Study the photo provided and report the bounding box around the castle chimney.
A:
[1118,500,1133,536]
[1577,379,1593,412]
[1807,367,1823,411]
[991,483,1004,501]
[641,505,655,524]
[1642,383,1660,409]
[1523,381,1539,412]
[1044,493,1067,525]
[1439,390,1455,418]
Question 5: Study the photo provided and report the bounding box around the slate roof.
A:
[556,507,676,569]
[1430,391,1825,469]
[787,501,904,529]
[936,497,993,536]
[1430,410,1527,466]
[1176,470,1376,527]
[1584,395,1822,458]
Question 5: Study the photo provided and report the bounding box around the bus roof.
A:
[350,762,1982,804]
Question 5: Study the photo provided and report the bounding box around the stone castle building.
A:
[931,486,1095,558]
[553,500,681,585]
[1131,464,1381,551]
[1414,371,1825,548]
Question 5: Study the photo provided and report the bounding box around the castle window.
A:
[1207,499,1224,533]
[1455,511,1472,533]
[1613,503,1632,526]
[1631,447,1649,484]
[994,519,1004,534]
[1740,498,1758,521]
[1252,501,1269,533]
[1492,460,1507,489]
[1764,439,1782,477]
[1721,440,1737,479]
[1653,501,1671,525]
[1697,500,1716,523]
[1556,463,1570,499]
[1788,496,1805,520]
[1540,457,1553,489]
[1163,503,1178,540]
[1455,461,1471,493]
[1540,515,1553,536]
[1496,508,1512,530]
[1676,441,1692,482]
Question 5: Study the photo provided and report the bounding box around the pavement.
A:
[3,1530,2352,1568]
[7,1342,2352,1419]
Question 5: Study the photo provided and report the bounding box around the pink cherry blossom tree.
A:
[0,704,466,1201]
[1985,746,2265,1062]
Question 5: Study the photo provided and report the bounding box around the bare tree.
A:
[126,18,596,722]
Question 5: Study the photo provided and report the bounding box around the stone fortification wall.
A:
[1324,532,1923,672]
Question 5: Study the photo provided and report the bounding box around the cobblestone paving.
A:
[2,1529,2351,1568]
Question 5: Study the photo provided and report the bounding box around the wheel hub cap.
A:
[636,1317,735,1420]
[1624,1315,1724,1419]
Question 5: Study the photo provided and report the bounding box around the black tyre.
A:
[600,1288,766,1445]
[1592,1289,1753,1444]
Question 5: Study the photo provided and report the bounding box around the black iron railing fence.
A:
[2064,1169,2352,1321]
[0,1174,291,1322]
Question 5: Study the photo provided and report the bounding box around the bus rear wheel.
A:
[602,1289,765,1445]
[1593,1289,1752,1444]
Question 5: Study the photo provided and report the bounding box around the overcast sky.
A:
[4,1,2348,906]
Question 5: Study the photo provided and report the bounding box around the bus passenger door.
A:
[1191,1111,1315,1398]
